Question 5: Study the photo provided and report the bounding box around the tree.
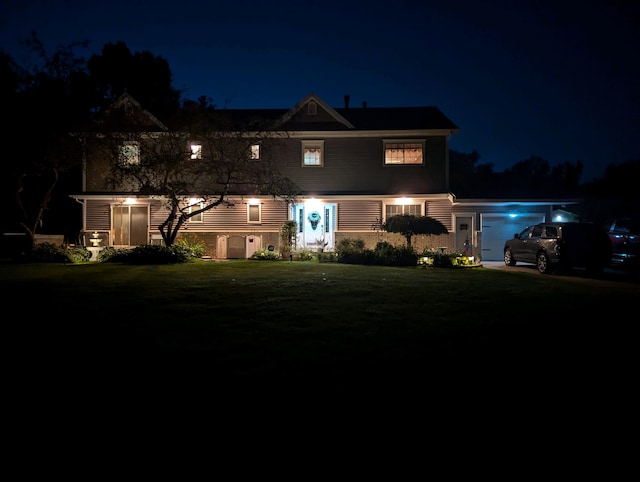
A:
[87,41,181,118]
[1,34,90,250]
[382,214,448,247]
[96,96,299,247]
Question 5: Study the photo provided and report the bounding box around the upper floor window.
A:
[250,144,260,160]
[384,141,424,165]
[302,140,324,166]
[120,141,140,165]
[189,201,204,223]
[307,102,317,116]
[247,201,261,223]
[190,143,202,160]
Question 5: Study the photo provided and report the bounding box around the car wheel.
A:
[504,248,516,266]
[537,252,550,274]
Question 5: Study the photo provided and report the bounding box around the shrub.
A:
[318,251,338,263]
[175,234,206,258]
[21,242,92,263]
[66,246,92,263]
[336,238,368,264]
[419,248,476,268]
[296,249,315,261]
[250,249,281,261]
[386,244,419,266]
[98,247,132,263]
[99,244,192,264]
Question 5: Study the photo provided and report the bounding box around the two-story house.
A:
[72,92,578,261]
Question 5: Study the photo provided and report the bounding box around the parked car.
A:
[602,217,639,270]
[503,222,612,274]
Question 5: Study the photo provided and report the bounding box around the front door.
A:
[455,215,474,255]
[112,205,149,246]
[293,203,336,251]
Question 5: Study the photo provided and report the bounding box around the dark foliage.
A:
[14,242,91,263]
[99,244,192,264]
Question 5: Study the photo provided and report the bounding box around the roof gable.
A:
[105,93,168,131]
[278,92,355,129]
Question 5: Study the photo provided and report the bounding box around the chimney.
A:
[344,94,350,109]
[362,101,367,108]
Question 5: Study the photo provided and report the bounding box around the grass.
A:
[4,259,637,399]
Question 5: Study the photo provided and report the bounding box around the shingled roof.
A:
[208,93,459,132]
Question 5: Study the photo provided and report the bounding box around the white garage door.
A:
[481,214,545,261]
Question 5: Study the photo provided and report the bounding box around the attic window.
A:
[384,140,424,165]
[307,102,317,116]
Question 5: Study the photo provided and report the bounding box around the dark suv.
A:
[504,222,612,274]
[602,218,639,270]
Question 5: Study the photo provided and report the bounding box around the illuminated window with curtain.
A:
[247,203,261,223]
[384,140,424,165]
[120,141,140,165]
[385,204,422,219]
[250,144,260,160]
[190,143,202,160]
[302,140,324,166]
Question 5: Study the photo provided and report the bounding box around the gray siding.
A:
[337,200,381,231]
[426,200,453,230]
[276,136,448,194]
[85,200,112,231]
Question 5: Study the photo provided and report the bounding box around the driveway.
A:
[482,260,640,285]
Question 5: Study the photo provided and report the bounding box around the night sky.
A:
[2,0,638,182]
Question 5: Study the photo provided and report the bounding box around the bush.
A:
[99,244,192,264]
[19,242,92,263]
[318,251,338,263]
[336,238,369,264]
[418,248,476,268]
[336,238,419,266]
[98,246,132,263]
[296,249,315,261]
[250,249,281,261]
[175,234,206,258]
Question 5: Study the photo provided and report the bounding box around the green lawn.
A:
[4,259,637,397]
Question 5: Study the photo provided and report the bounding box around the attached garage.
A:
[481,213,545,261]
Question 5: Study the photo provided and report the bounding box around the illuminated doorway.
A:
[292,202,336,251]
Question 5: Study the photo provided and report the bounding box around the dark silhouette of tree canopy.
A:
[450,150,583,198]
[87,41,181,119]
[578,159,640,222]
[382,214,448,247]
[0,34,90,249]
[1,34,188,250]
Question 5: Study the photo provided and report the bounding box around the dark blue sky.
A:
[2,0,638,182]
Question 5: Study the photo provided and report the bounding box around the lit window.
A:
[384,141,424,165]
[385,204,422,219]
[189,201,204,223]
[302,140,324,166]
[120,141,140,165]
[248,203,261,223]
[190,143,202,160]
[250,144,260,160]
